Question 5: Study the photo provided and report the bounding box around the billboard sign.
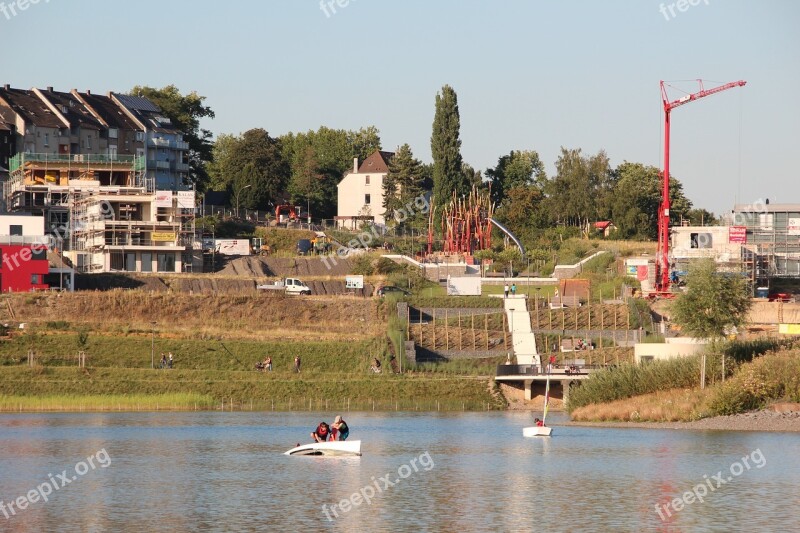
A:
[177,190,195,209]
[729,226,747,244]
[155,191,173,208]
[345,275,364,289]
[214,239,251,256]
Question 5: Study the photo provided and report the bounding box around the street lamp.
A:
[150,321,157,369]
[235,184,252,219]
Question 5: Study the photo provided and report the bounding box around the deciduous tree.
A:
[671,259,751,341]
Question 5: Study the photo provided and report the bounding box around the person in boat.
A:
[534,417,545,427]
[330,415,349,441]
[311,422,330,442]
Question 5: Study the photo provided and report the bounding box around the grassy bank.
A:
[0,367,503,411]
[0,393,215,412]
[569,341,800,422]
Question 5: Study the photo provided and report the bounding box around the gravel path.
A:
[565,407,800,433]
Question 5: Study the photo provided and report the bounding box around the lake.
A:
[1,411,798,532]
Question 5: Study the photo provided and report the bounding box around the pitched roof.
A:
[0,87,64,128]
[75,91,140,131]
[35,88,103,131]
[357,150,394,174]
[111,92,179,134]
[594,221,614,229]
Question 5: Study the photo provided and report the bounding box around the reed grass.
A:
[0,393,215,412]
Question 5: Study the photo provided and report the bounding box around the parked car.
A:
[768,292,793,303]
[377,285,411,297]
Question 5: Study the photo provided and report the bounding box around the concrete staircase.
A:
[504,297,540,366]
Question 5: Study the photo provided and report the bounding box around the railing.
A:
[10,153,143,172]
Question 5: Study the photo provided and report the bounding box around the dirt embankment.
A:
[566,403,800,432]
[218,256,356,277]
[4,292,382,341]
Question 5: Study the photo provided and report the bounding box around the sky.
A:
[3,0,799,215]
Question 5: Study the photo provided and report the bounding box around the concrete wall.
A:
[0,214,45,236]
[634,337,708,363]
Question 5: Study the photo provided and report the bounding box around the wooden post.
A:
[549,308,552,330]
[458,311,462,350]
[445,309,449,350]
[471,313,476,350]
[485,314,489,350]
[433,308,436,349]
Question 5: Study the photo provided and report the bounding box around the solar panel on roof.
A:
[113,93,161,113]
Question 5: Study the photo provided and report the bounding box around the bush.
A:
[708,351,800,415]
[350,253,376,275]
[375,257,405,275]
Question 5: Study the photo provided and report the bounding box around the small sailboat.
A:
[523,367,553,437]
[284,440,362,457]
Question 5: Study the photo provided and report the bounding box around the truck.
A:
[256,278,311,296]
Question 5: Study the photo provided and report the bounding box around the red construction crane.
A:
[655,79,747,295]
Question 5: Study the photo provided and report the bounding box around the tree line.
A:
[140,84,716,244]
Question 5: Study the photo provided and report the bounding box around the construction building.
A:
[0,85,195,273]
[665,203,800,294]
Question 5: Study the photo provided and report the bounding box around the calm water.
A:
[0,411,798,532]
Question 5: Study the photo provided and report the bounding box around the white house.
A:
[336,150,393,229]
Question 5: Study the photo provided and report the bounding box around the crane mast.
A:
[655,79,747,295]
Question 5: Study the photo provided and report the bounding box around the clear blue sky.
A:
[4,0,799,215]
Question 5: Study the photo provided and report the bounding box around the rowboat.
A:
[284,440,362,457]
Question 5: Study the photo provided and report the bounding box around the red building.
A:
[0,244,49,292]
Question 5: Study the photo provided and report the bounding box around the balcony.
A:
[175,140,189,150]
[173,162,190,172]
[148,138,171,148]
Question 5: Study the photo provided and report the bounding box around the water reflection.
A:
[0,411,797,532]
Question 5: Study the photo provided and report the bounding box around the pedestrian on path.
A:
[511,283,517,296]
[504,284,509,298]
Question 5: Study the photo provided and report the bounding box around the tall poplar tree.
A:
[431,85,467,208]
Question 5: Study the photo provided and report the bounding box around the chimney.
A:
[86,89,91,95]
[353,157,359,173]
[2,84,9,91]
[47,86,53,92]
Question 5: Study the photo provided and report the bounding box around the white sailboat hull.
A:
[523,426,553,437]
[284,440,362,457]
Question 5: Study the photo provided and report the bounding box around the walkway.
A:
[504,296,540,366]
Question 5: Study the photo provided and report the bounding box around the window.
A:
[32,248,47,261]
[141,252,152,272]
[135,131,145,142]
[365,194,371,205]
[109,128,118,139]
[31,275,40,285]
[109,145,117,159]
[690,233,712,249]
[110,251,124,270]
[9,225,22,236]
[44,133,49,147]
[125,253,136,272]
[365,175,370,185]
[157,253,175,272]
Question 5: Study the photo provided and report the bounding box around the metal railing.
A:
[10,153,144,172]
